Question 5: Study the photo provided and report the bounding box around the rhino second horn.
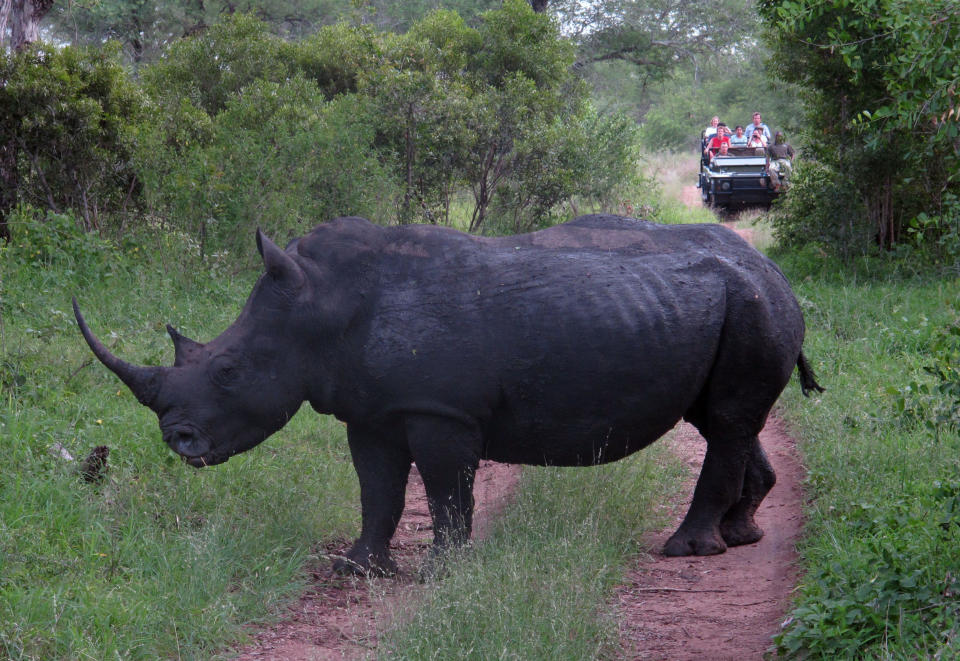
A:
[72,298,163,407]
[166,324,205,367]
[256,228,305,290]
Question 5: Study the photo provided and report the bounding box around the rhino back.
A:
[297,216,803,466]
[348,228,729,464]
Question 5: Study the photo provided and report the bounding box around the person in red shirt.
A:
[703,123,731,158]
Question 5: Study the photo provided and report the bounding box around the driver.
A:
[710,141,731,163]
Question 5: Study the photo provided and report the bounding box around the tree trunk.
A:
[0,0,54,243]
[0,138,14,244]
[0,1,11,46]
[530,0,550,12]
[867,175,895,250]
[8,0,54,51]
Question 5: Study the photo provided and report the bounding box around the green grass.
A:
[770,247,960,658]
[379,446,684,660]
[10,199,959,659]
[1,219,360,659]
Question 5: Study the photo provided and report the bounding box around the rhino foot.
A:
[719,519,764,547]
[663,529,727,557]
[332,545,398,577]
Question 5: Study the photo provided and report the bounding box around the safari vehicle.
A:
[698,146,780,213]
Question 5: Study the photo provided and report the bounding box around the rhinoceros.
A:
[74,214,822,575]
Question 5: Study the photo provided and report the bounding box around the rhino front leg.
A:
[405,415,481,557]
[663,437,751,556]
[336,424,412,576]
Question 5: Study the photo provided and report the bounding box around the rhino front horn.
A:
[72,298,164,407]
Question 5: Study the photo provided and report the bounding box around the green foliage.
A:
[555,0,755,87]
[473,0,573,88]
[777,497,960,658]
[768,250,960,657]
[6,8,641,253]
[491,107,642,233]
[0,42,145,235]
[357,0,499,33]
[758,0,960,257]
[140,15,292,116]
[2,205,122,280]
[139,73,395,257]
[294,23,384,99]
[891,321,960,438]
[1,220,359,659]
[767,160,870,259]
[636,50,805,153]
[904,193,960,265]
[46,0,351,64]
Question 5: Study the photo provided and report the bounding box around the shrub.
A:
[768,160,870,260]
[0,43,145,236]
[140,76,396,258]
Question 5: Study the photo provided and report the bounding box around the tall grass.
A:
[771,247,960,657]
[380,447,684,659]
[1,215,359,659]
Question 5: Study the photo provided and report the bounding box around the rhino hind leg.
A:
[336,425,412,577]
[663,436,751,556]
[719,437,775,547]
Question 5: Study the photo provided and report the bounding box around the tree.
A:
[759,0,960,254]
[1,0,53,51]
[1,0,54,242]
[45,0,346,65]
[0,43,144,238]
[553,0,753,83]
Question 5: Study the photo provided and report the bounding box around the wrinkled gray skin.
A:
[75,214,823,575]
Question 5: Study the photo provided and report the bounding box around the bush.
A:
[140,76,397,258]
[768,160,870,260]
[0,43,145,236]
[140,15,291,117]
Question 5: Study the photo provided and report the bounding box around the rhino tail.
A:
[796,350,825,397]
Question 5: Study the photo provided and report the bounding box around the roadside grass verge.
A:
[1,218,359,659]
[379,445,684,659]
[772,247,960,657]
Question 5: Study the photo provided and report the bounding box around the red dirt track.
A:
[618,418,805,659]
[231,460,521,660]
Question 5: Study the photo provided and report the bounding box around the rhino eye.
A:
[209,356,240,388]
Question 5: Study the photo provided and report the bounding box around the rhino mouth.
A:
[162,425,229,468]
[181,453,229,468]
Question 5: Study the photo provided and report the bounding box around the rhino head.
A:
[74,229,316,467]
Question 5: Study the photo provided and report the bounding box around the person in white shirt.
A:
[746,112,771,143]
[729,125,749,147]
[747,126,767,148]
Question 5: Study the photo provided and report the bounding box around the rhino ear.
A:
[256,228,305,290]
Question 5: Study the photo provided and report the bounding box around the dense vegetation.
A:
[771,249,960,657]
[1,2,643,256]
[759,0,960,259]
[2,1,960,658]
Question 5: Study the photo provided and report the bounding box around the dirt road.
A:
[230,461,521,660]
[618,418,804,659]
